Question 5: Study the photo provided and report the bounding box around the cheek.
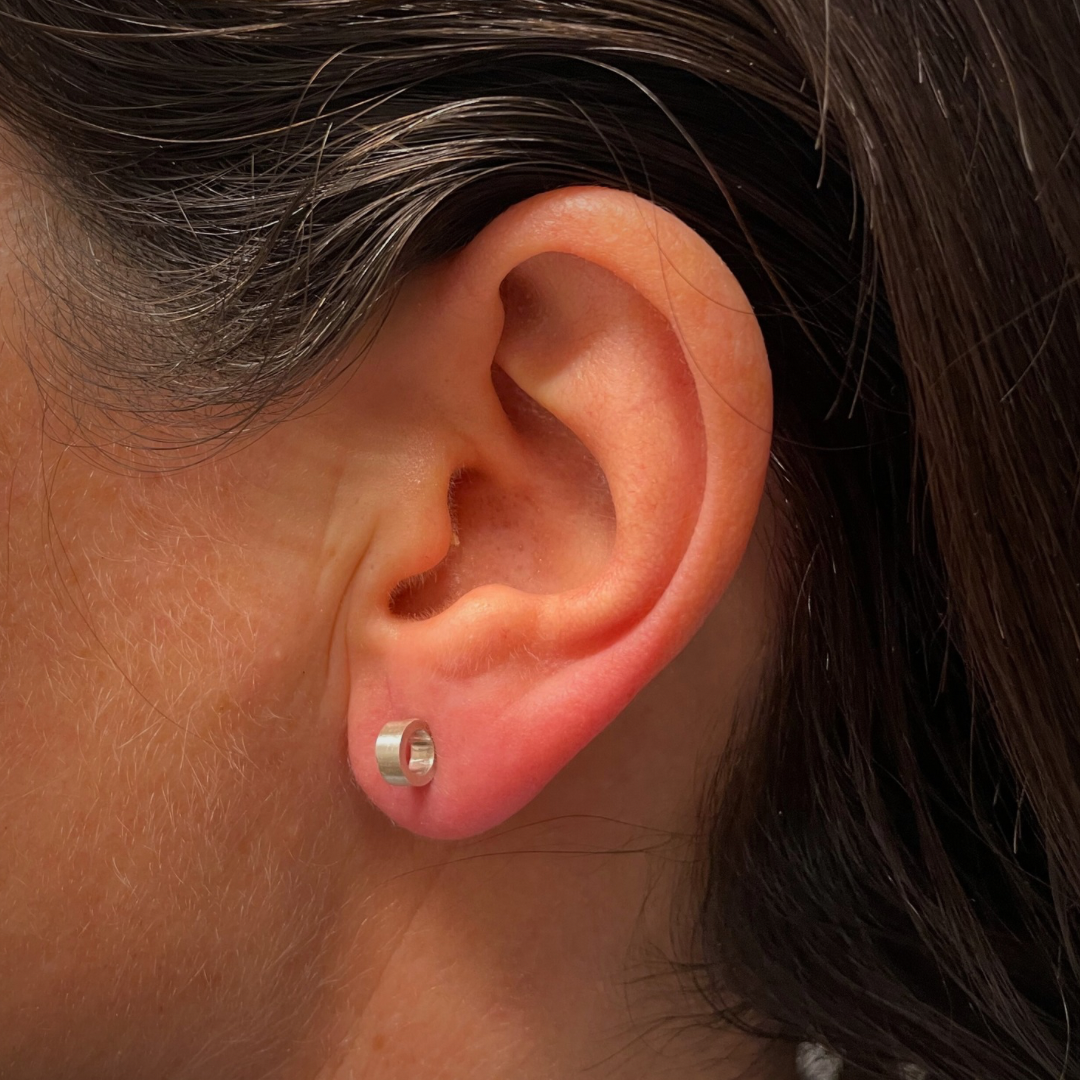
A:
[0,412,355,1071]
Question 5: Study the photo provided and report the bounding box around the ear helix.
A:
[375,720,437,787]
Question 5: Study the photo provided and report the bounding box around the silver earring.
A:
[376,719,437,787]
[796,1043,843,1080]
[797,1044,926,1080]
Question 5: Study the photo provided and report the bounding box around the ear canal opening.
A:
[388,364,614,620]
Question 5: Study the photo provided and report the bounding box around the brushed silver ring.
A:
[375,719,436,787]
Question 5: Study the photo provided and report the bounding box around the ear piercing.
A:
[795,1042,926,1080]
[796,1044,842,1080]
[376,719,437,787]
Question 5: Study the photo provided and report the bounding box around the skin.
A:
[0,149,784,1079]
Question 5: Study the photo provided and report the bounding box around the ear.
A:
[342,187,771,839]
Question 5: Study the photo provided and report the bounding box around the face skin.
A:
[0,149,783,1080]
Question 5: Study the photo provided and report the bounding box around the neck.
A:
[316,816,780,1080]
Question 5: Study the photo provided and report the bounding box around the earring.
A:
[796,1043,927,1080]
[796,1043,842,1080]
[376,719,437,787]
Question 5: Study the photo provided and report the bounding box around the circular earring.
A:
[375,719,437,787]
[796,1043,843,1080]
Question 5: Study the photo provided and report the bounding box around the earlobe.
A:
[342,187,772,839]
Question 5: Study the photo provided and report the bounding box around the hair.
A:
[1,2,1078,1077]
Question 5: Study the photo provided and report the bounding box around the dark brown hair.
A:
[1,3,1078,1077]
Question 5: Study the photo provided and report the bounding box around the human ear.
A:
[342,187,772,839]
